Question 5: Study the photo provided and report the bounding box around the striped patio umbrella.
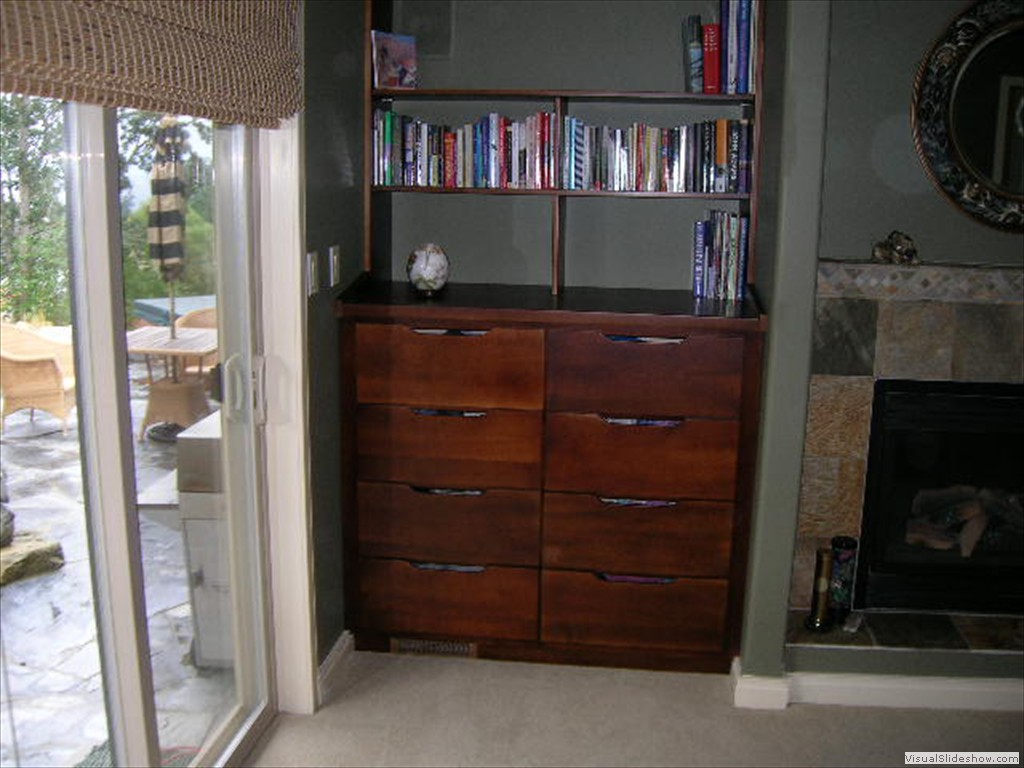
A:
[148,115,187,338]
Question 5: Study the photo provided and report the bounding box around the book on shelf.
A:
[691,209,748,304]
[443,131,456,189]
[693,219,707,297]
[702,23,721,94]
[719,0,730,94]
[683,15,704,93]
[737,0,753,94]
[715,119,728,193]
[727,120,739,192]
[371,31,418,89]
[738,118,752,193]
[700,121,713,192]
[724,0,740,95]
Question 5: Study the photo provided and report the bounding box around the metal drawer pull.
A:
[604,334,687,345]
[598,497,677,508]
[597,573,676,585]
[411,562,486,573]
[600,416,682,428]
[412,328,489,336]
[412,408,487,418]
[411,486,485,497]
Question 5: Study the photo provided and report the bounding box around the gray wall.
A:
[819,0,1023,266]
[742,0,1024,681]
[738,0,828,678]
[305,0,365,665]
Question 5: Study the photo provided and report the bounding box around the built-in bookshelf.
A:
[340,0,769,676]
[361,0,764,305]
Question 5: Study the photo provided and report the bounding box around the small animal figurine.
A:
[871,230,920,265]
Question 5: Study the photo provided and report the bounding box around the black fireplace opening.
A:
[855,379,1024,615]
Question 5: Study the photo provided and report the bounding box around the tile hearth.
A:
[786,611,1023,653]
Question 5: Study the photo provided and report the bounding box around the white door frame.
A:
[64,104,290,765]
[257,115,319,716]
[65,102,161,768]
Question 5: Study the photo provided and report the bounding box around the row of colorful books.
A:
[372,108,560,189]
[683,0,758,95]
[563,116,753,194]
[372,108,754,194]
[693,210,749,302]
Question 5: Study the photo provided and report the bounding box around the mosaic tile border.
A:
[818,261,1023,304]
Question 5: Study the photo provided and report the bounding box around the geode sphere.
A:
[406,242,450,296]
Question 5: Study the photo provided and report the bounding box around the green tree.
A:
[121,199,217,319]
[0,98,215,325]
[0,94,69,324]
[122,202,166,304]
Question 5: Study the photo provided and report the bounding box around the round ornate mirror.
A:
[913,0,1024,232]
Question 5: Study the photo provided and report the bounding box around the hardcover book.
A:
[727,119,741,193]
[683,15,704,93]
[693,219,707,297]
[725,0,740,94]
[702,24,722,94]
[737,0,752,94]
[715,118,728,193]
[372,31,418,89]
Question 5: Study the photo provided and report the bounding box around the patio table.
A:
[127,326,218,438]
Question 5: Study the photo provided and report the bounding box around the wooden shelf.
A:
[372,186,752,200]
[338,279,766,331]
[374,88,756,105]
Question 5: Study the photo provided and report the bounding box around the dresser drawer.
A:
[547,330,743,418]
[359,481,540,566]
[543,493,733,577]
[545,413,739,499]
[358,405,543,488]
[541,570,728,651]
[356,324,544,409]
[358,558,538,641]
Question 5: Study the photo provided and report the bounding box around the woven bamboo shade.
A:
[0,0,302,128]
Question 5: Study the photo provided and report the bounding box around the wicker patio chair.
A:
[174,307,219,377]
[0,322,77,434]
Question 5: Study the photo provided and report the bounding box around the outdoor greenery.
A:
[0,94,216,326]
[0,94,68,324]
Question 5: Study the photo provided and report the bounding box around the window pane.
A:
[1,92,111,767]
[118,108,238,760]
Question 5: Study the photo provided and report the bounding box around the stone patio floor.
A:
[1,364,233,767]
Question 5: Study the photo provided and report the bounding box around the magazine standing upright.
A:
[338,0,768,672]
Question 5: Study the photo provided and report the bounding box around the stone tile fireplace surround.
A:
[789,261,1024,610]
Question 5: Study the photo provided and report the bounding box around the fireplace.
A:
[855,379,1024,614]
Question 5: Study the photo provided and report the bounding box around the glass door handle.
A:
[222,352,246,422]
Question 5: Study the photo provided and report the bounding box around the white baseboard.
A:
[788,671,1024,711]
[731,658,1023,711]
[317,630,355,708]
[731,657,791,709]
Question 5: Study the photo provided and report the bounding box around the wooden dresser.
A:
[338,281,765,672]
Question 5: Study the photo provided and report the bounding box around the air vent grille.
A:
[389,638,477,657]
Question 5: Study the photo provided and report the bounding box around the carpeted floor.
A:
[244,652,1024,767]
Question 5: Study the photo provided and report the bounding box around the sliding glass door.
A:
[20,102,269,766]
